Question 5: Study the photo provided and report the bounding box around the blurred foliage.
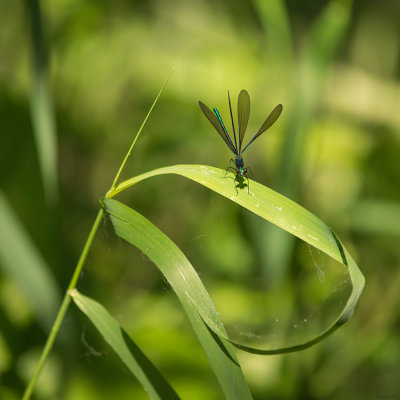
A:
[0,0,399,399]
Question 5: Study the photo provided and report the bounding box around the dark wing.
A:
[227,91,238,152]
[199,101,237,154]
[237,89,250,153]
[241,104,283,153]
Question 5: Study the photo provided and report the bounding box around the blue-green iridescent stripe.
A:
[213,108,228,134]
[213,107,237,154]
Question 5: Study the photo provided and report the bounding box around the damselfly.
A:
[199,90,283,193]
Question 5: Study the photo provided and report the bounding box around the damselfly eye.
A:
[236,169,239,174]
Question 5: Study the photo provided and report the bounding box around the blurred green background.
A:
[1,0,400,399]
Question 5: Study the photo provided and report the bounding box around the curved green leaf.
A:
[70,290,181,400]
[106,164,365,354]
[103,199,253,399]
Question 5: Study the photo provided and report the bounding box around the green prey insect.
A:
[199,89,283,193]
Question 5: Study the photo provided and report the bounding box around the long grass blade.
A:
[254,0,293,66]
[71,290,181,400]
[106,164,364,354]
[110,72,173,191]
[0,192,60,328]
[25,0,58,203]
[103,198,253,399]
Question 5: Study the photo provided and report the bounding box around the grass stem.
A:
[22,74,171,399]
[22,209,104,400]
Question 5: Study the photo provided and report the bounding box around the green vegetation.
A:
[0,0,399,399]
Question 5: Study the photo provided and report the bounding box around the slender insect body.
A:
[199,90,282,193]
[235,155,247,177]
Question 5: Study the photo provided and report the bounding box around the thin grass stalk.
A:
[22,76,170,399]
